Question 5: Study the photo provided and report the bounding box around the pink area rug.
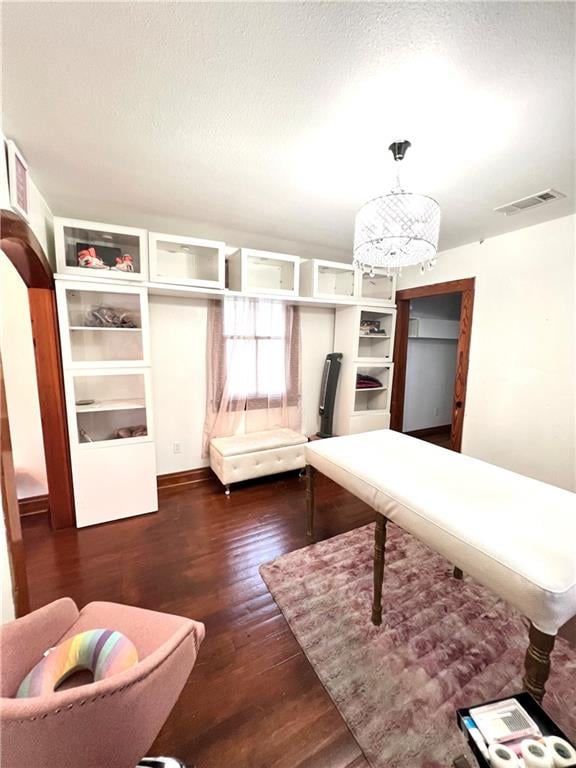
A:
[260,524,576,768]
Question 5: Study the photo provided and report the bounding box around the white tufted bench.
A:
[210,428,308,495]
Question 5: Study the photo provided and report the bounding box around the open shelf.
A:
[71,372,151,446]
[69,326,141,332]
[357,309,395,361]
[353,365,392,413]
[75,398,146,413]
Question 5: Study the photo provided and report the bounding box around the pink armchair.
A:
[0,598,205,768]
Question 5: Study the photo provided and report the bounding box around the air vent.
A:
[494,189,566,216]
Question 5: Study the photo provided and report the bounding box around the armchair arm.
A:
[0,598,79,697]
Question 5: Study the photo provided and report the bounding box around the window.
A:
[222,299,297,402]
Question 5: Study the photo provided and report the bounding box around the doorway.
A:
[390,278,475,452]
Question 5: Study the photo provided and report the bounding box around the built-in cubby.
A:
[300,259,356,300]
[356,269,396,305]
[227,248,300,296]
[54,218,148,281]
[148,232,225,288]
[71,370,150,447]
[56,282,149,368]
[354,364,392,413]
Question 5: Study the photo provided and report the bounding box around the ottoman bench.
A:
[210,428,308,494]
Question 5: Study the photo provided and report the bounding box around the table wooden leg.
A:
[453,567,464,580]
[305,465,316,541]
[522,623,556,704]
[371,515,388,626]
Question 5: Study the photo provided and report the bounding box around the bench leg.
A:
[305,465,316,541]
[372,515,388,626]
[522,623,556,703]
[453,567,464,580]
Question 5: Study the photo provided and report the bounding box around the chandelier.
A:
[353,140,441,276]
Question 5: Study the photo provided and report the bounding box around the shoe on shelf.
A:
[137,759,187,768]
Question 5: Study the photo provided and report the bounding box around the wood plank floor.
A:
[22,471,375,768]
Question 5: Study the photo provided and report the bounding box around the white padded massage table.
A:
[305,430,576,703]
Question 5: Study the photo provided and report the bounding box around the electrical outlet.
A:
[434,407,440,417]
[173,441,182,455]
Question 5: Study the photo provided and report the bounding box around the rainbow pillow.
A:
[16,629,139,698]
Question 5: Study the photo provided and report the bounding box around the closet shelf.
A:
[355,386,387,392]
[75,398,146,413]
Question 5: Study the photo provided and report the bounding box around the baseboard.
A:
[18,494,50,518]
[157,467,213,490]
[405,425,451,438]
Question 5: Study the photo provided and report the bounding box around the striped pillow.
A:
[16,629,138,698]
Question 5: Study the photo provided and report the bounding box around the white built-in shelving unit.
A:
[56,279,157,528]
[148,232,225,289]
[53,220,399,527]
[333,304,396,435]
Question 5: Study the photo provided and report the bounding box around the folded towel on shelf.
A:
[356,374,382,389]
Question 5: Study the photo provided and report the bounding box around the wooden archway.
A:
[1,209,75,529]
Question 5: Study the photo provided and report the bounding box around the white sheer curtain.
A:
[203,297,301,454]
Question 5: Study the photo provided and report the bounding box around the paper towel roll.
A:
[521,739,554,768]
[488,743,520,767]
[544,736,576,767]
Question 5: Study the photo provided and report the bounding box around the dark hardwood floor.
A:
[22,471,375,768]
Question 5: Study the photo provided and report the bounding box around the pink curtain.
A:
[203,297,302,454]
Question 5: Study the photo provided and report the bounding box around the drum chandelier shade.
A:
[353,140,441,275]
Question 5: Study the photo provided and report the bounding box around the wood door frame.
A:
[1,349,30,616]
[1,209,76,528]
[390,278,475,452]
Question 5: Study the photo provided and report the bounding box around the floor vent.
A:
[494,189,566,216]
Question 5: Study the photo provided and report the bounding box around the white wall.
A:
[0,254,48,498]
[398,214,576,491]
[149,297,335,474]
[403,340,457,432]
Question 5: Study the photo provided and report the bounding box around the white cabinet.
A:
[300,259,356,300]
[55,218,148,282]
[228,249,300,296]
[148,232,225,289]
[56,281,150,368]
[72,442,157,527]
[333,304,396,436]
[56,277,157,527]
[356,269,396,305]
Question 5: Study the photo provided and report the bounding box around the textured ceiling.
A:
[2,2,575,259]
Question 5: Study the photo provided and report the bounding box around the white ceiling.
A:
[2,2,575,259]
